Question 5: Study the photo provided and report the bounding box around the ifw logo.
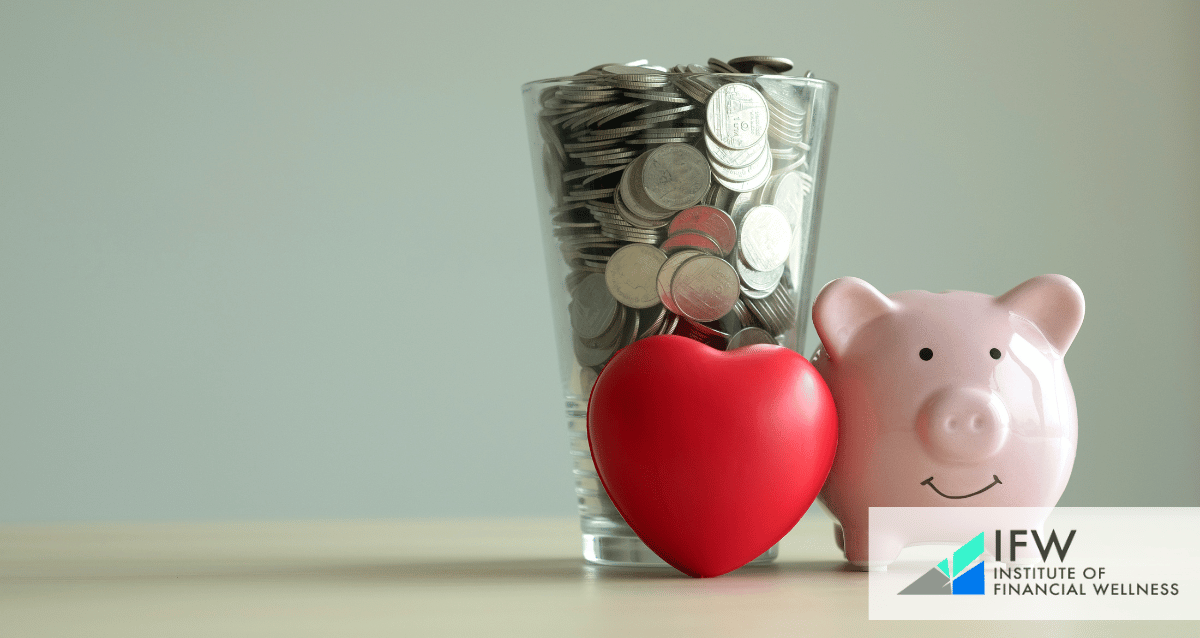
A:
[899,532,985,595]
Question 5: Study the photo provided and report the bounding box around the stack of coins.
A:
[538,57,816,373]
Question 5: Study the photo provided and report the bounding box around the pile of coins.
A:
[539,57,818,372]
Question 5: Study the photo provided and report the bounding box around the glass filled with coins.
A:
[521,57,837,566]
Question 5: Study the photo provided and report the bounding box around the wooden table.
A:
[1,514,1193,636]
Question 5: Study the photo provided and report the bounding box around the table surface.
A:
[2,513,1195,637]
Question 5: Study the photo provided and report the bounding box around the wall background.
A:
[1,1,1196,522]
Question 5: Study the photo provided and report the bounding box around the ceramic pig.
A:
[810,275,1085,570]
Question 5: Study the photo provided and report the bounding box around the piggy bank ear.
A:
[812,277,896,361]
[996,274,1085,355]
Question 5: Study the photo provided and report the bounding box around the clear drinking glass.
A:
[522,69,837,566]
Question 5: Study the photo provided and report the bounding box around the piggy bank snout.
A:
[917,387,1010,464]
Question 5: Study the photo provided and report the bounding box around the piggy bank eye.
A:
[990,348,1002,360]
[919,348,933,361]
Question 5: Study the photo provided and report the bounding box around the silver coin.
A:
[667,205,737,255]
[564,187,614,202]
[744,285,794,335]
[626,137,692,145]
[563,165,611,182]
[729,56,794,73]
[660,312,681,336]
[580,151,638,166]
[569,273,620,340]
[615,302,641,351]
[670,255,739,323]
[704,129,768,169]
[728,190,757,220]
[767,124,805,147]
[624,91,689,103]
[730,298,756,328]
[580,304,626,349]
[707,58,740,74]
[743,295,779,335]
[713,154,771,193]
[605,243,668,309]
[736,256,785,291]
[657,250,703,315]
[635,104,695,120]
[619,153,677,221]
[640,143,711,211]
[700,183,724,206]
[709,140,772,183]
[574,332,616,367]
[681,316,727,338]
[726,327,778,350]
[764,170,806,228]
[675,77,713,104]
[705,83,768,150]
[660,231,722,255]
[739,282,773,299]
[580,164,626,185]
[770,145,802,162]
[738,205,792,271]
[595,101,654,127]
[613,185,670,230]
[640,126,704,137]
[771,154,807,177]
[637,305,668,339]
[758,80,806,116]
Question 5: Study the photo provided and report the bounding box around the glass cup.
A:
[522,69,837,566]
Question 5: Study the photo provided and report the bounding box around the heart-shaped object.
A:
[587,335,838,577]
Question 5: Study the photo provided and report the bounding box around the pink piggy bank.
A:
[811,275,1085,570]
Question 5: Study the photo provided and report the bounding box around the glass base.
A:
[568,397,779,568]
[583,532,780,567]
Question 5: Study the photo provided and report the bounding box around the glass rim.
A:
[521,73,838,92]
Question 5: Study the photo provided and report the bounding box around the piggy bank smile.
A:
[920,474,1002,499]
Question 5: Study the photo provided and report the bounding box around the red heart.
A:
[587,335,838,578]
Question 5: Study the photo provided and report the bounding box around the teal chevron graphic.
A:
[898,532,986,595]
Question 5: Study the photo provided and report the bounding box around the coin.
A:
[714,156,771,193]
[709,141,772,184]
[569,273,619,340]
[580,303,626,349]
[619,153,677,221]
[762,170,806,228]
[707,58,740,74]
[574,332,616,367]
[726,326,778,349]
[738,205,792,271]
[605,243,668,309]
[640,143,711,211]
[729,56,794,73]
[670,254,739,323]
[637,305,668,339]
[667,205,737,255]
[660,231,722,255]
[704,130,768,169]
[736,256,785,292]
[657,250,703,315]
[705,83,768,150]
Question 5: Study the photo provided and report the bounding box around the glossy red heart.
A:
[587,335,838,578]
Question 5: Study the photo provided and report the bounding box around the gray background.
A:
[1,1,1196,523]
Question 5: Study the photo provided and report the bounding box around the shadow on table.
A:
[6,558,863,586]
[345,557,863,583]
